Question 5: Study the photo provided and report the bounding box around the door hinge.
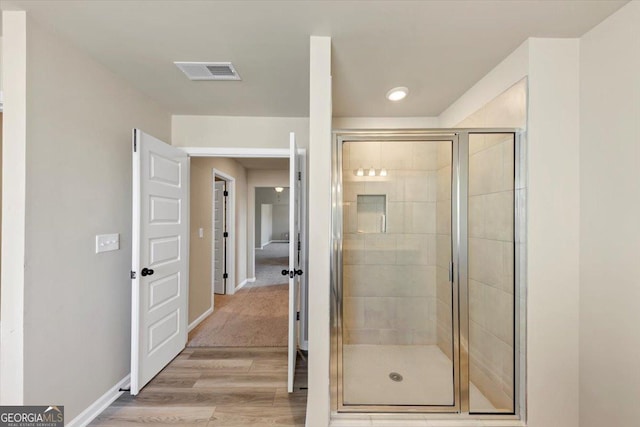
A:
[296,311,300,321]
[131,271,137,279]
[449,262,454,282]
[298,171,301,181]
[298,241,301,250]
[223,231,229,238]
[133,140,137,152]
[223,273,228,279]
[223,190,229,197]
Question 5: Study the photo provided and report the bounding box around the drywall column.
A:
[0,11,26,404]
[579,3,640,426]
[306,36,331,427]
[526,38,580,427]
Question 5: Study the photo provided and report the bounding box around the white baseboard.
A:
[188,306,213,332]
[66,374,130,427]
[270,239,289,243]
[247,277,256,283]
[235,278,249,292]
[299,340,309,351]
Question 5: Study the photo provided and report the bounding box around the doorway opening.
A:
[187,163,293,349]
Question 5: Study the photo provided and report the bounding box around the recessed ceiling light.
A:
[386,86,409,101]
[275,187,284,193]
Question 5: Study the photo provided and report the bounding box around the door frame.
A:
[181,146,308,350]
[211,169,235,297]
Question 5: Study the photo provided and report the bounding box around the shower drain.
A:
[389,372,403,382]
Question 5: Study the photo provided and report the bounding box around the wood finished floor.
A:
[90,347,308,426]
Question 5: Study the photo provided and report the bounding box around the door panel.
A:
[288,132,301,393]
[131,129,189,395]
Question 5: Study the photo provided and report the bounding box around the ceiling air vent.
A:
[174,62,241,81]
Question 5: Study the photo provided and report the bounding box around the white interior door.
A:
[288,132,301,393]
[131,129,189,395]
[213,180,226,294]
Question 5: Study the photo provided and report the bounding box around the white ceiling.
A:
[234,157,289,170]
[3,0,627,117]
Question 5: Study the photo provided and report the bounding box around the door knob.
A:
[281,269,304,278]
[141,268,154,277]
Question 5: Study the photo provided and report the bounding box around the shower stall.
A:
[331,129,526,419]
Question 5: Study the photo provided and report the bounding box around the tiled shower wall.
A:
[468,133,515,411]
[342,141,448,345]
[456,78,526,411]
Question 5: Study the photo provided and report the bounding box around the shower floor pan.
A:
[342,344,495,411]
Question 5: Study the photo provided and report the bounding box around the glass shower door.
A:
[340,138,458,409]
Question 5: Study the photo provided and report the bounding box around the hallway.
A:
[188,243,290,347]
[90,347,308,426]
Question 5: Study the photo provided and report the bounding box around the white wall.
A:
[526,38,581,427]
[260,204,273,247]
[1,11,27,403]
[306,36,332,427]
[172,115,309,149]
[1,12,172,421]
[579,2,640,427]
[333,116,439,129]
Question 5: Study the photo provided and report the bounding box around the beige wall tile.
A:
[469,195,485,238]
[437,143,453,169]
[437,166,452,201]
[343,297,366,329]
[469,144,503,196]
[364,297,396,329]
[343,181,364,203]
[484,191,514,241]
[436,234,452,269]
[342,142,351,171]
[343,234,366,265]
[436,200,452,235]
[364,234,397,265]
[381,142,413,170]
[404,202,436,234]
[386,202,405,233]
[396,235,435,266]
[412,142,440,171]
[343,202,357,234]
[349,141,381,169]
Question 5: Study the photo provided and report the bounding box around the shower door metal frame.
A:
[330,129,525,421]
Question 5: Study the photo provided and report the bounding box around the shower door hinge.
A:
[449,262,454,282]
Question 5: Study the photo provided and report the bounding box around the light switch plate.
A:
[96,233,120,253]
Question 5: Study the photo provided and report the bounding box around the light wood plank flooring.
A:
[90,347,307,426]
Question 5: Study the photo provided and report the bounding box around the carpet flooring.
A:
[188,243,290,347]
